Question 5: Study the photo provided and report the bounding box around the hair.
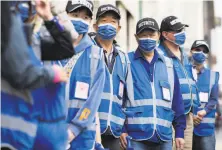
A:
[71,7,92,19]
[96,11,120,24]
[1,1,12,51]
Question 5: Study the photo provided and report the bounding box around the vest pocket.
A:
[125,107,146,131]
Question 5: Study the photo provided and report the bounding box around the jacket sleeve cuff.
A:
[204,107,210,114]
[175,127,184,138]
[122,126,127,133]
[69,124,82,137]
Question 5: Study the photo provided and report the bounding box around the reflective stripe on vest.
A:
[127,117,171,128]
[179,78,196,85]
[1,114,37,137]
[99,112,125,126]
[201,117,215,124]
[1,78,33,104]
[163,55,174,102]
[101,92,122,106]
[126,98,172,108]
[90,45,103,85]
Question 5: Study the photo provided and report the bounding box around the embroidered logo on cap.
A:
[196,41,209,47]
[138,21,155,28]
[170,19,180,25]
[72,0,92,10]
[101,6,118,13]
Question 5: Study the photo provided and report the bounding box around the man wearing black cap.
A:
[62,1,106,150]
[158,16,200,150]
[120,17,186,150]
[90,4,128,150]
[190,40,219,150]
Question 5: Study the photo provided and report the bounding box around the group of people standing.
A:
[1,0,219,150]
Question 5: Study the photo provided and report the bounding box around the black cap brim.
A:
[136,26,158,35]
[96,10,120,20]
[172,24,189,31]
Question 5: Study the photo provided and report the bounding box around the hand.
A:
[193,115,202,126]
[35,0,53,21]
[120,133,128,150]
[68,129,75,143]
[197,110,207,118]
[175,138,185,150]
[52,65,68,83]
[49,0,68,15]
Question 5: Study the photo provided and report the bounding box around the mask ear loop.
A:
[164,32,179,45]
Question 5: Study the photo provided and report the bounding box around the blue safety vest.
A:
[57,34,105,150]
[125,50,175,141]
[194,68,219,136]
[91,36,128,137]
[30,34,68,150]
[158,44,199,114]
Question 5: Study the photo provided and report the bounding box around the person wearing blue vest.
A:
[90,4,128,150]
[158,16,200,150]
[1,2,68,150]
[120,17,186,150]
[62,1,106,149]
[190,40,220,150]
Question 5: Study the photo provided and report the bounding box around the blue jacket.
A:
[194,68,219,136]
[91,36,128,137]
[57,34,105,150]
[158,43,200,114]
[124,49,185,141]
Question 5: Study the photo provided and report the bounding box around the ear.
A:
[116,25,121,33]
[162,31,167,38]
[93,23,98,32]
[134,34,139,43]
[157,32,161,39]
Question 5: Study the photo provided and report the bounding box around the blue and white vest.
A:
[158,44,199,114]
[125,50,175,141]
[58,34,105,150]
[194,68,219,136]
[91,37,128,137]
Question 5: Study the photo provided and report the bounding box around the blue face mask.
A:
[70,18,89,35]
[139,38,157,52]
[174,31,186,45]
[192,52,206,64]
[18,3,36,22]
[97,23,117,40]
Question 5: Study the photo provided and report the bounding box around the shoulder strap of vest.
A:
[124,53,135,106]
[118,50,128,78]
[63,51,85,78]
[156,47,164,55]
[162,55,174,102]
[90,45,103,85]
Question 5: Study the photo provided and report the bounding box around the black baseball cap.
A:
[191,40,210,53]
[160,16,189,32]
[66,0,93,17]
[96,4,121,20]
[136,17,159,35]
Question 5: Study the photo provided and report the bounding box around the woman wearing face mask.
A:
[158,16,200,150]
[120,17,186,150]
[190,40,219,150]
[61,1,106,150]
